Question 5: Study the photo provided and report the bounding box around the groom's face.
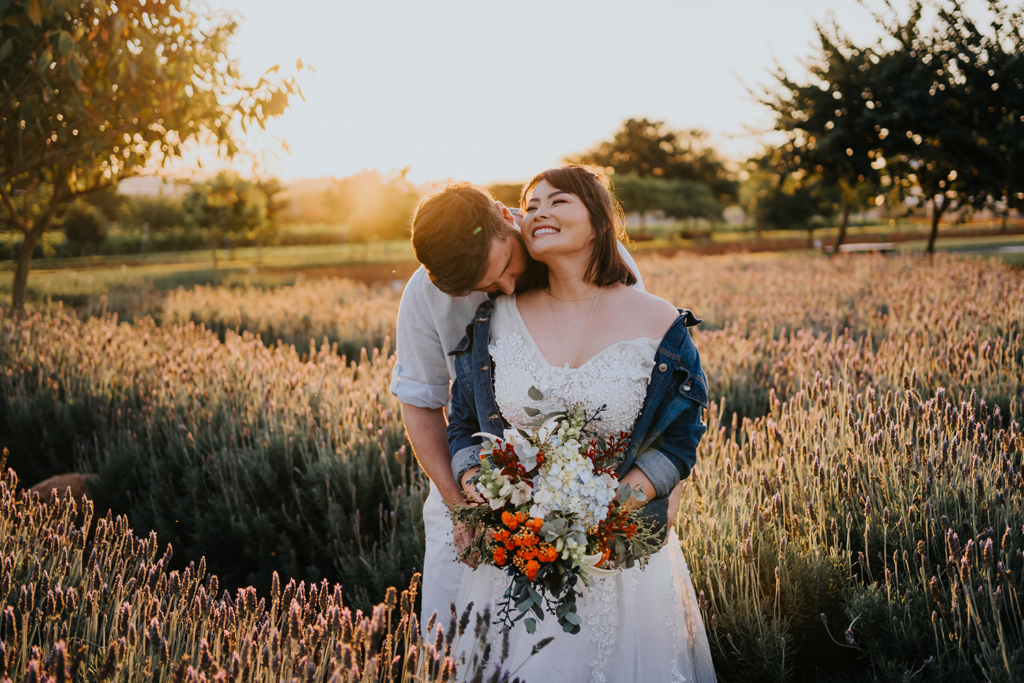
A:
[473,233,527,296]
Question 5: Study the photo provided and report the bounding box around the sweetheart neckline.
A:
[502,295,659,370]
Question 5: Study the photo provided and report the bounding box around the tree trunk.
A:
[1002,211,1008,233]
[807,228,814,249]
[210,231,219,282]
[11,225,45,311]
[926,196,947,255]
[835,201,852,251]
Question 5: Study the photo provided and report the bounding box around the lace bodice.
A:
[489,296,659,438]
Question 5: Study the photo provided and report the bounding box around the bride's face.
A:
[521,180,595,260]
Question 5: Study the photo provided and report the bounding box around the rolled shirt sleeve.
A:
[390,270,452,410]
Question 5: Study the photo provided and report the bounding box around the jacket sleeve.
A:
[634,338,709,497]
[446,355,484,483]
[635,398,706,497]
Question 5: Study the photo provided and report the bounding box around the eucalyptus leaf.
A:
[515,595,534,612]
[525,617,536,634]
[564,612,582,626]
[523,406,541,417]
[58,30,73,56]
[528,386,545,401]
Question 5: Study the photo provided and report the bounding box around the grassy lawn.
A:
[4,219,1023,306]
[0,239,416,303]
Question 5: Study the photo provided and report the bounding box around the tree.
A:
[611,173,722,227]
[323,169,419,241]
[864,3,984,254]
[486,183,524,209]
[567,118,738,202]
[0,0,302,309]
[183,173,268,276]
[742,153,839,246]
[610,174,674,227]
[759,21,883,250]
[927,1,1024,231]
[60,201,107,255]
[121,196,188,232]
[254,177,286,259]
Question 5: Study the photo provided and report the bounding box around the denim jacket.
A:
[445,298,708,534]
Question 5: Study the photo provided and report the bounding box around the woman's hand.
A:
[460,466,485,504]
[619,467,656,510]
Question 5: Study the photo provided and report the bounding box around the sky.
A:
[170,0,991,186]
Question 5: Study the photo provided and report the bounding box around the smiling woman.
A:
[520,165,637,291]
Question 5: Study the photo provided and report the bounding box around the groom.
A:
[389,180,644,628]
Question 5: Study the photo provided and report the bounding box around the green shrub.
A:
[60,203,108,255]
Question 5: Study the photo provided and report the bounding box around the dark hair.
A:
[520,165,636,288]
[410,181,516,296]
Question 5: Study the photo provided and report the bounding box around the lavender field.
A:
[1,252,1022,682]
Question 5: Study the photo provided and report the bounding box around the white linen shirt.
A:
[390,242,646,410]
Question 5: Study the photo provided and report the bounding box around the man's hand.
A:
[452,518,479,568]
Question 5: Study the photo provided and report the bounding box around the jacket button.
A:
[658,363,668,372]
[683,383,692,392]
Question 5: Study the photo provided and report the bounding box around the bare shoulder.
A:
[606,286,679,339]
[515,288,547,313]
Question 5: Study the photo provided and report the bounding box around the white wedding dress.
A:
[452,296,716,683]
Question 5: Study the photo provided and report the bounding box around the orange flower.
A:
[525,560,540,580]
[493,547,507,565]
[501,511,519,531]
[526,517,544,532]
[494,529,510,543]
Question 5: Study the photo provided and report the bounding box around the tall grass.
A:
[0,469,523,682]
[162,278,400,359]
[0,306,423,613]
[1,251,1022,680]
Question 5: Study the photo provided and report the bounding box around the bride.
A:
[445,166,716,682]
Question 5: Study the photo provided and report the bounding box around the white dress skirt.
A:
[451,296,716,683]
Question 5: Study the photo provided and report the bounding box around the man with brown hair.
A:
[390,180,644,629]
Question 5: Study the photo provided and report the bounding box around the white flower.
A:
[537,415,561,443]
[510,481,533,506]
[504,429,541,471]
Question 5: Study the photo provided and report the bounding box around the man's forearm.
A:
[401,403,463,506]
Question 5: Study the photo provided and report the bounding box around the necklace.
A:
[544,287,601,302]
[547,288,602,368]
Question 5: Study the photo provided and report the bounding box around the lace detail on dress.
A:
[490,332,653,438]
[665,570,687,682]
[587,577,618,683]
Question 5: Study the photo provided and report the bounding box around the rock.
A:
[29,472,98,502]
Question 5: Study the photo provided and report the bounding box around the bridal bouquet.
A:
[452,391,661,635]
